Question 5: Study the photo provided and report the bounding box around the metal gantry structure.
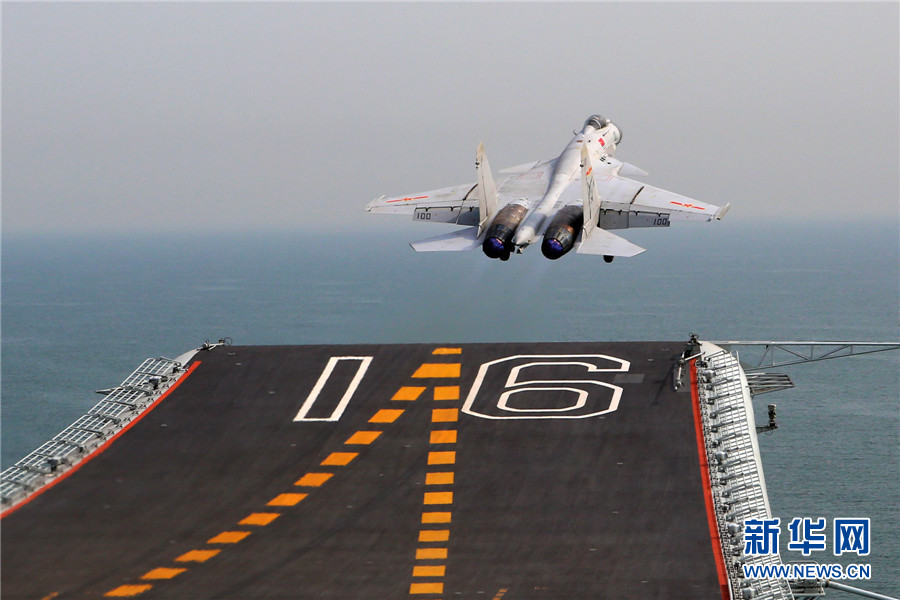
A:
[1,356,194,507]
[709,341,900,372]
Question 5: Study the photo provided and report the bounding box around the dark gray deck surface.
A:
[2,342,723,599]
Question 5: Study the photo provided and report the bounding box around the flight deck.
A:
[3,342,731,599]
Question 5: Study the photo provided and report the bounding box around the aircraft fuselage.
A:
[511,119,621,249]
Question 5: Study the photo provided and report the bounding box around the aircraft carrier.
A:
[2,340,794,599]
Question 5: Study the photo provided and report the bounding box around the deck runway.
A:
[2,342,724,599]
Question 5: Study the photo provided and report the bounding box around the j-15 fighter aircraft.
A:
[366,115,730,262]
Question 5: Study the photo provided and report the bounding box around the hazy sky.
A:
[3,2,898,235]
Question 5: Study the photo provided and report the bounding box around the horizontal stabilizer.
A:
[576,228,646,257]
[410,227,480,252]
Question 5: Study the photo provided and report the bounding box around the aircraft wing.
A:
[365,183,482,226]
[626,181,728,222]
[579,174,728,222]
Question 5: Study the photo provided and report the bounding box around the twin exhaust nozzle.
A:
[482,202,587,261]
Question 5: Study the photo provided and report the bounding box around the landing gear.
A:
[603,255,614,263]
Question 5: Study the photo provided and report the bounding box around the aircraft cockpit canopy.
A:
[584,114,621,143]
[584,115,611,130]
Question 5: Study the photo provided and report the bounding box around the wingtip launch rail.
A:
[366,114,728,262]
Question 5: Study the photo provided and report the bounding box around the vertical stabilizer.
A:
[581,144,601,238]
[476,143,499,236]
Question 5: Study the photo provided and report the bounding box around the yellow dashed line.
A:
[412,351,460,597]
[433,386,460,400]
[239,512,280,526]
[345,430,382,445]
[267,493,308,507]
[207,531,251,544]
[413,565,446,577]
[418,529,450,542]
[426,471,454,485]
[416,547,448,560]
[175,549,220,563]
[295,472,333,487]
[427,451,456,465]
[410,582,444,594]
[369,408,404,423]
[114,354,443,599]
[424,491,453,505]
[410,582,444,595]
[422,511,452,524]
[392,386,426,401]
[431,408,458,423]
[321,452,358,466]
[429,430,457,444]
[105,584,153,597]
[141,568,186,580]
[413,363,461,378]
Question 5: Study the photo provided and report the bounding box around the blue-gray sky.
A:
[3,2,898,235]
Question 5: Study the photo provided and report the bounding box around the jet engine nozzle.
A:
[540,205,583,260]
[483,236,507,259]
[482,203,528,260]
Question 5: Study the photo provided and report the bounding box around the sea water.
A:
[2,218,897,593]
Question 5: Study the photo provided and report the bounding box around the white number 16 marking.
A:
[463,354,629,420]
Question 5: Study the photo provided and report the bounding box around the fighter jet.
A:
[365,115,730,262]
